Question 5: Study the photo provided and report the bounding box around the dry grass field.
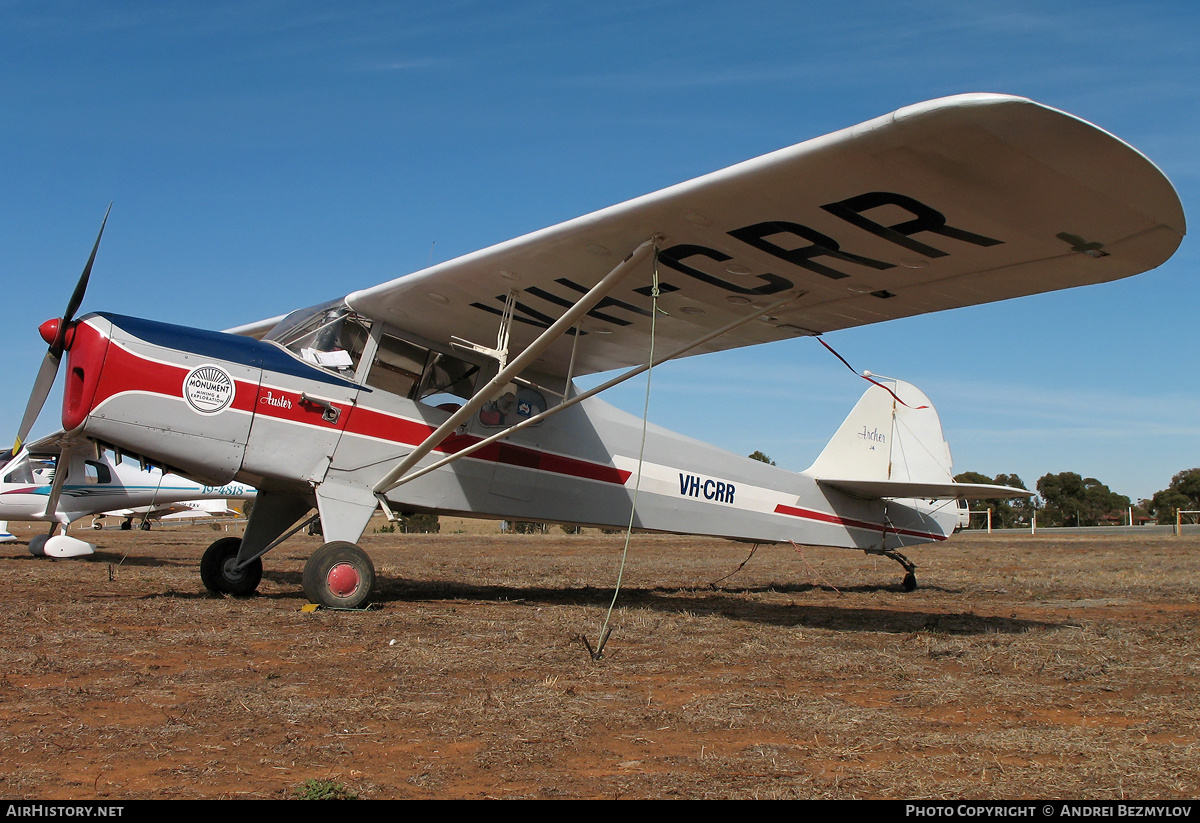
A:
[1,520,1197,799]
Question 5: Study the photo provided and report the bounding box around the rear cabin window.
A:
[479,387,547,428]
[84,461,112,485]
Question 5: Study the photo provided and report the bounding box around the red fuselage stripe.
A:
[74,322,632,487]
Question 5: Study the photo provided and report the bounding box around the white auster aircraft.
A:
[0,436,255,557]
[14,94,1185,607]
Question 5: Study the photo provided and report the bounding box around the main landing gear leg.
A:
[867,548,918,592]
[199,490,312,598]
[302,542,375,610]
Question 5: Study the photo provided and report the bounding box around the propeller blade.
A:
[14,351,63,453]
[56,203,111,351]
[14,204,112,452]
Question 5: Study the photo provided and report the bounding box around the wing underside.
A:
[341,94,1183,380]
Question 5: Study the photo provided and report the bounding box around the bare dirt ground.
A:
[2,520,1198,800]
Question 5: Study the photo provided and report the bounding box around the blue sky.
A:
[2,0,1196,502]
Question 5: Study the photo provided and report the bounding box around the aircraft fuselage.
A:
[58,311,956,554]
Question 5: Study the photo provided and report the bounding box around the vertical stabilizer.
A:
[805,379,954,484]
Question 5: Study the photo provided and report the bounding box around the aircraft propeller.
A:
[13,205,111,453]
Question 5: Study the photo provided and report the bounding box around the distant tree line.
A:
[954,468,1200,528]
[1147,468,1200,524]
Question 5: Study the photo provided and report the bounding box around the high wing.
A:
[343,93,1184,378]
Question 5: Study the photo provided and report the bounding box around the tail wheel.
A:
[302,541,375,610]
[200,536,262,597]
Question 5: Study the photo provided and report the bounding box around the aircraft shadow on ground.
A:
[338,574,1054,635]
[89,550,196,568]
[28,559,1053,635]
[5,550,193,569]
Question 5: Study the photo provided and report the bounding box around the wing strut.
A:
[452,288,517,368]
[41,441,79,524]
[373,292,801,500]
[371,236,663,499]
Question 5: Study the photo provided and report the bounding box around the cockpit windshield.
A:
[264,300,370,375]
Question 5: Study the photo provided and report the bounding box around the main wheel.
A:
[200,537,262,596]
[302,541,375,610]
[28,534,49,557]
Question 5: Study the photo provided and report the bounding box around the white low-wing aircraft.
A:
[90,498,247,531]
[14,94,1185,606]
[0,436,255,557]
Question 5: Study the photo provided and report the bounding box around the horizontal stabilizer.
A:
[818,479,1031,501]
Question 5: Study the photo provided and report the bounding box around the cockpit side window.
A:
[2,464,32,484]
[366,333,428,398]
[361,330,480,406]
[2,455,49,485]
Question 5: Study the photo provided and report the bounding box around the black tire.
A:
[200,537,262,597]
[139,521,151,531]
[28,534,49,557]
[902,572,917,592]
[120,520,132,531]
[302,541,375,609]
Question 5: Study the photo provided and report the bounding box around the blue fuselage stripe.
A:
[96,313,363,390]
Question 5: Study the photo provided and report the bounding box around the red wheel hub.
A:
[326,562,361,597]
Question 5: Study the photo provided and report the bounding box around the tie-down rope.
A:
[586,248,664,660]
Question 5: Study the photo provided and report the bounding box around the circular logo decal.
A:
[183,364,235,415]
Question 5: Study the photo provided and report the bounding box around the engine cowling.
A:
[59,313,263,485]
